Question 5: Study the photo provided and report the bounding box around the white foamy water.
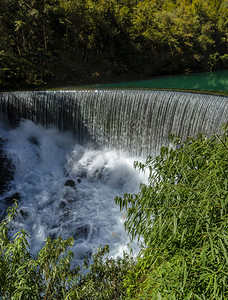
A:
[0,120,146,264]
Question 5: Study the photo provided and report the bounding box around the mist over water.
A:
[0,120,146,264]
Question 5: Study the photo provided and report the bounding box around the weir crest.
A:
[0,90,227,156]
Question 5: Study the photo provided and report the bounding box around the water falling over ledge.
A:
[0,90,228,156]
[0,89,227,262]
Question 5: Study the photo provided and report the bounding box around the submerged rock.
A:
[64,179,76,188]
[73,225,89,239]
[59,201,67,209]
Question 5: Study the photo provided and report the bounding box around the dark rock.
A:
[59,201,67,209]
[28,136,39,146]
[60,209,70,221]
[64,179,76,188]
[73,225,89,239]
[0,137,14,196]
[67,196,79,204]
[94,168,104,179]
[5,192,21,204]
[81,171,86,178]
[77,178,81,183]
[19,209,29,219]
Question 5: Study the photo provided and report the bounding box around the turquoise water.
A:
[93,70,228,93]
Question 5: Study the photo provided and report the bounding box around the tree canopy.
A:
[0,0,228,90]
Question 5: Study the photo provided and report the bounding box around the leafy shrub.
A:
[116,127,228,299]
[0,203,135,299]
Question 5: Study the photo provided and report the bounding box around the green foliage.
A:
[75,246,135,300]
[0,203,134,299]
[0,0,228,89]
[116,127,228,298]
[1,130,228,299]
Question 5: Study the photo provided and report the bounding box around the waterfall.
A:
[0,89,227,263]
[0,90,228,155]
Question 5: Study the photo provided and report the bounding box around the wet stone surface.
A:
[64,179,76,188]
[0,137,14,196]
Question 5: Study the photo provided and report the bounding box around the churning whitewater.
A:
[0,120,146,264]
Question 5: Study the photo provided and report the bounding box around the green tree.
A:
[1,0,228,89]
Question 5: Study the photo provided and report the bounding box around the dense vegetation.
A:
[116,127,228,299]
[0,203,135,299]
[0,128,227,299]
[1,0,228,90]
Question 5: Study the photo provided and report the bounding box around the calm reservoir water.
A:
[92,70,228,93]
